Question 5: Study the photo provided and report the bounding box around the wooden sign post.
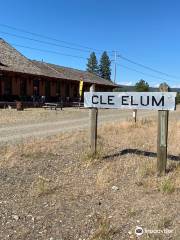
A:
[133,109,137,123]
[85,87,176,174]
[157,83,169,175]
[89,84,98,155]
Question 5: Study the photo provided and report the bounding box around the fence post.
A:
[133,109,137,123]
[157,83,169,175]
[89,84,98,155]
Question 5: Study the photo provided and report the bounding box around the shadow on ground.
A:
[103,148,180,161]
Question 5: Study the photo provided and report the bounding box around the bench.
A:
[42,102,63,110]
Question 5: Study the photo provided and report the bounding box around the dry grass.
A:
[89,215,114,240]
[159,177,175,194]
[30,175,59,197]
[0,107,132,126]
[0,107,88,126]
[0,115,179,239]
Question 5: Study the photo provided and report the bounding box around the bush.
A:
[159,178,175,194]
[135,79,149,92]
[176,92,180,104]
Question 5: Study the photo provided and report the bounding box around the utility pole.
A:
[114,50,117,83]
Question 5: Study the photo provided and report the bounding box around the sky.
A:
[0,0,180,88]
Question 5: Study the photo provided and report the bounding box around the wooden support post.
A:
[89,84,98,155]
[157,83,169,175]
[133,109,137,123]
[79,96,81,108]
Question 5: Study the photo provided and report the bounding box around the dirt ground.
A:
[0,108,152,144]
[0,106,179,144]
[0,106,179,127]
[0,111,179,240]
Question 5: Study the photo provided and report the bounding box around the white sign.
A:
[84,92,176,110]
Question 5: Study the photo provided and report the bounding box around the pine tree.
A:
[176,92,180,104]
[86,52,99,75]
[99,51,111,80]
[135,79,149,92]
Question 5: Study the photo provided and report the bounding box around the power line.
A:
[9,42,177,83]
[113,50,117,83]
[13,41,173,82]
[117,54,180,80]
[1,23,179,81]
[0,23,178,83]
[0,30,96,54]
[116,62,174,83]
[0,24,178,81]
[0,23,111,54]
[11,43,87,60]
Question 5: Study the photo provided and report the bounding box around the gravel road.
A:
[0,107,179,144]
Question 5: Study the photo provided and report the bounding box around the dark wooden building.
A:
[0,38,116,103]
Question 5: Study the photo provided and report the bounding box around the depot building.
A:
[0,38,116,103]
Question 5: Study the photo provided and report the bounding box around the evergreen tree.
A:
[86,52,99,75]
[135,79,149,92]
[99,51,111,80]
[176,92,180,104]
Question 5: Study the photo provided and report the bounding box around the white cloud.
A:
[171,84,180,88]
[153,83,160,88]
[152,83,180,89]
[121,81,133,86]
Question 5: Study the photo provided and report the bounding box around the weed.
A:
[157,216,172,229]
[31,175,58,197]
[159,178,175,194]
[127,207,137,217]
[81,150,104,167]
[137,161,156,179]
[90,216,114,240]
[167,162,180,173]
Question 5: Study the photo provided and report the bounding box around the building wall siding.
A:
[27,78,33,96]
[39,80,45,96]
[12,76,20,95]
[51,80,56,97]
[60,81,65,98]
[0,72,115,101]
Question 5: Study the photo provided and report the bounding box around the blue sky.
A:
[0,0,180,87]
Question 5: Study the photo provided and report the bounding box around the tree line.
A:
[119,79,180,104]
[86,51,111,80]
[86,52,180,104]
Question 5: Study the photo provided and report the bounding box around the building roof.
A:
[0,38,42,75]
[0,38,116,87]
[32,60,116,86]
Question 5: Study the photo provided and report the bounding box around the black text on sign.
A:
[84,92,176,110]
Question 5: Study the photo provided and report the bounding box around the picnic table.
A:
[42,102,63,110]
